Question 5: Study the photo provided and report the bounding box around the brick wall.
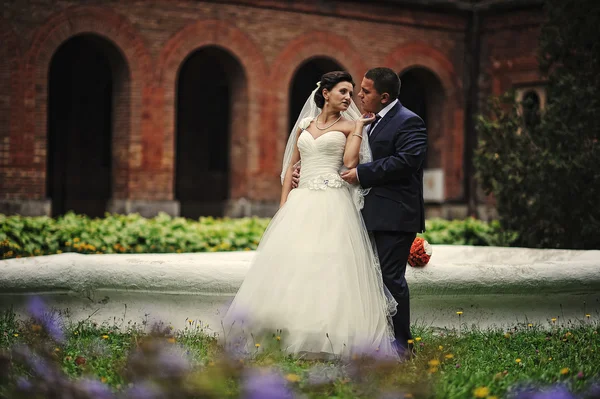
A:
[0,0,543,216]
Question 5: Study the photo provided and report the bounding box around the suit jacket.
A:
[356,101,427,233]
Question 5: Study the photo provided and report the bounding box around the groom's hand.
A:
[291,165,301,189]
[340,168,359,185]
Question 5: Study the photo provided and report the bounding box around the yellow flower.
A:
[515,358,522,363]
[276,336,281,341]
[74,238,80,243]
[438,345,444,350]
[445,354,454,359]
[54,347,60,352]
[415,337,422,342]
[285,373,301,382]
[504,333,511,338]
[456,311,463,315]
[528,323,533,327]
[428,359,440,367]
[407,339,414,344]
[188,320,193,324]
[586,314,591,318]
[74,331,78,335]
[102,335,109,339]
[548,357,552,360]
[560,367,569,375]
[551,317,557,323]
[13,333,18,337]
[255,343,260,348]
[473,386,490,398]
[65,241,71,246]
[428,367,438,374]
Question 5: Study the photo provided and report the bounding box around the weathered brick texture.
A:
[0,0,543,216]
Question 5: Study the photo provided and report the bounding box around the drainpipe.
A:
[464,4,481,218]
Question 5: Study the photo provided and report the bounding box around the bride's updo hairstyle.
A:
[314,71,354,109]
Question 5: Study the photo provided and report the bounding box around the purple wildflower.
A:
[243,369,295,399]
[77,378,114,399]
[27,296,65,343]
[16,377,32,392]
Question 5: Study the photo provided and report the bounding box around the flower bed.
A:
[0,213,517,260]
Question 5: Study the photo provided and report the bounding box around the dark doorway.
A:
[176,46,244,218]
[47,34,123,217]
[398,68,445,169]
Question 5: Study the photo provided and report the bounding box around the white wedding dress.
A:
[222,129,398,360]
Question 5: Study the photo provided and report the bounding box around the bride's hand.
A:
[358,113,377,125]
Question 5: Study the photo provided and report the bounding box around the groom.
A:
[340,67,427,356]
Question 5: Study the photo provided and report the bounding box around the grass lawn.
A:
[1,308,598,398]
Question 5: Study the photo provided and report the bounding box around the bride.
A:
[221,71,398,360]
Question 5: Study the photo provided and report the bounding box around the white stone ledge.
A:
[1,246,599,332]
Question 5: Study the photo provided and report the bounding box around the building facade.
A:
[0,0,545,219]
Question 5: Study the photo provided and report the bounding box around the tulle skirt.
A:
[221,186,398,360]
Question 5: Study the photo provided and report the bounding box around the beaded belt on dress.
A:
[301,173,348,190]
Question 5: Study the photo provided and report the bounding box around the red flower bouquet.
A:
[408,237,432,267]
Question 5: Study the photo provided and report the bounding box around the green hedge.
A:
[0,213,517,260]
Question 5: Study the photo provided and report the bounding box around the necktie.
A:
[367,115,382,136]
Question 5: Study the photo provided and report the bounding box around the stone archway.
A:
[385,43,464,200]
[22,6,152,212]
[47,34,127,217]
[156,20,268,216]
[174,46,246,218]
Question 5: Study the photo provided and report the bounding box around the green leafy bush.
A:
[0,213,515,260]
[474,0,600,249]
[0,212,269,259]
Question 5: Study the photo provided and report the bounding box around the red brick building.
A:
[0,0,545,219]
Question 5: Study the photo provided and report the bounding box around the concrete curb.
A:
[1,246,599,332]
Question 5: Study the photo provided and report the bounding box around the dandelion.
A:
[551,317,557,323]
[456,311,463,315]
[515,358,522,363]
[407,339,414,344]
[504,333,511,338]
[13,333,18,337]
[74,238,80,243]
[586,314,591,319]
[285,373,301,382]
[102,335,109,339]
[560,367,569,375]
[473,386,490,398]
[445,354,454,359]
[438,345,443,350]
[415,337,422,342]
[428,359,440,367]
[428,367,438,373]
[548,357,552,360]
[255,343,260,348]
[528,323,533,327]
[276,336,281,341]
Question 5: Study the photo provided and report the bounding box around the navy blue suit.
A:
[356,101,427,353]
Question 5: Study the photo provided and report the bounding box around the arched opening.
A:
[288,58,344,133]
[175,46,245,218]
[522,90,541,130]
[398,68,445,170]
[47,34,128,217]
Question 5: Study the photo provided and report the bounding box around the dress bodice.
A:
[297,130,347,190]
